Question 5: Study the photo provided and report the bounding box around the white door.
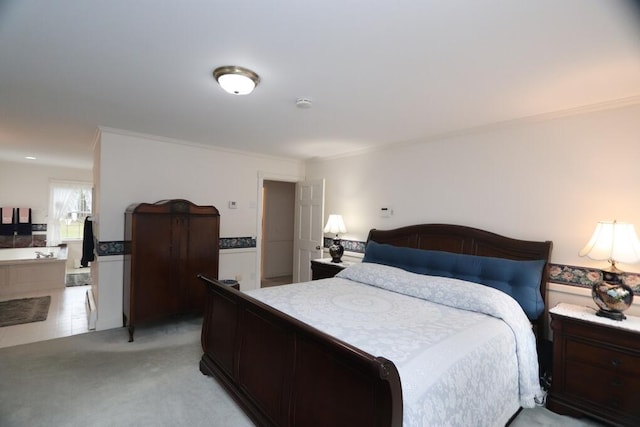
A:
[293,179,325,283]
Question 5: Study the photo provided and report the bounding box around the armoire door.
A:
[133,213,180,322]
[182,214,219,312]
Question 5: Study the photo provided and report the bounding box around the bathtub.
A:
[0,246,68,298]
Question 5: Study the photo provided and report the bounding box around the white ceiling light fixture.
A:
[213,65,260,95]
[296,98,313,109]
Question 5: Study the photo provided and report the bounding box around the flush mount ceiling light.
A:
[213,65,260,95]
[295,98,313,108]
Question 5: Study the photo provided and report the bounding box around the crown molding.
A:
[309,95,640,163]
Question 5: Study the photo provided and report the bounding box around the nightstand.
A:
[310,258,355,280]
[547,303,640,426]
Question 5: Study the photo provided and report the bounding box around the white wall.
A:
[94,129,304,330]
[0,161,92,226]
[7,102,639,333]
[307,102,640,317]
[308,103,640,265]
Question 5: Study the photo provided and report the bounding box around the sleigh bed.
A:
[198,224,552,427]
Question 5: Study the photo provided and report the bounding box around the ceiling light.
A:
[25,156,36,160]
[296,98,313,109]
[213,65,260,95]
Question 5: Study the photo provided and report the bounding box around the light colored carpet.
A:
[0,316,605,427]
[0,316,253,427]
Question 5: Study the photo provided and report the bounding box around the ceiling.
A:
[1,1,639,170]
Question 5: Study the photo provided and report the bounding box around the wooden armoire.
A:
[123,199,220,341]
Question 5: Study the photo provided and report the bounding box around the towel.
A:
[81,217,95,267]
[1,207,14,224]
[15,208,32,235]
[18,208,30,223]
[0,207,15,235]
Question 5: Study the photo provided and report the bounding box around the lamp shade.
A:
[579,220,640,264]
[324,214,347,235]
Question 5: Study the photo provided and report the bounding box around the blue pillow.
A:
[362,240,546,320]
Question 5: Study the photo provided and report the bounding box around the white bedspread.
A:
[246,263,543,426]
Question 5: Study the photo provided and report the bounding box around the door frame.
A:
[255,171,303,289]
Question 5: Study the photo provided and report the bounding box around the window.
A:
[47,181,92,244]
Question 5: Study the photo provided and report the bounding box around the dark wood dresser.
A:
[123,199,220,341]
[547,303,640,426]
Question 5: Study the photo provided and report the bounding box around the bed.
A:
[198,224,552,427]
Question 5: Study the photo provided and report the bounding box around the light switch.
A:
[380,207,393,218]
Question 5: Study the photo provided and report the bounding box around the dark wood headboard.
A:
[367,224,553,333]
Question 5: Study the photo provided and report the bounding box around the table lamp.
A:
[324,214,347,263]
[579,220,640,320]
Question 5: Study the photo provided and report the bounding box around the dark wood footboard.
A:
[198,274,403,427]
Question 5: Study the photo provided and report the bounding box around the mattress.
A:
[245,263,543,426]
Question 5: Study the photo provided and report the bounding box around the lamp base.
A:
[592,281,633,322]
[595,309,626,321]
[602,270,623,284]
[329,238,344,263]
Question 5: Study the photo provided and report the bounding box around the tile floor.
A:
[1,271,292,348]
[0,283,91,349]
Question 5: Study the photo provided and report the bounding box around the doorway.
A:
[261,180,296,287]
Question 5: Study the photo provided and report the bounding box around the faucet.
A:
[35,251,54,259]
